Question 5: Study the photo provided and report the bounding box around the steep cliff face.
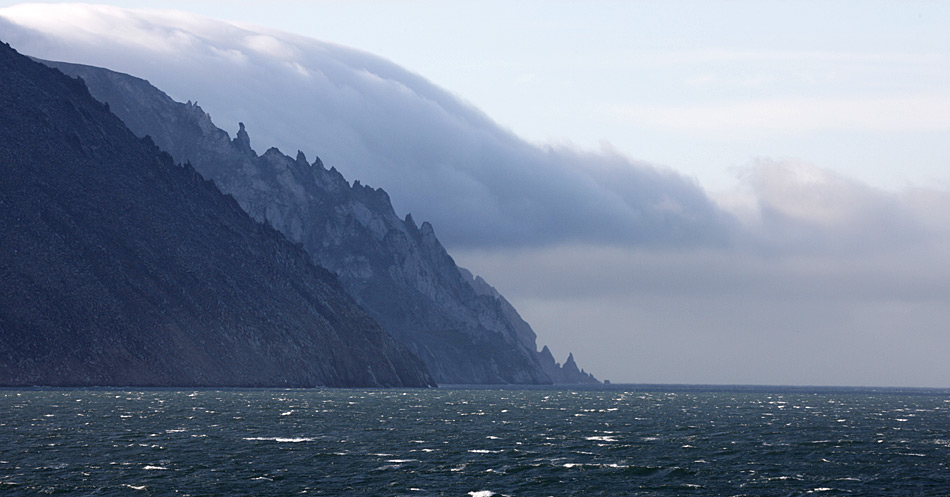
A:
[43,59,598,384]
[0,42,434,388]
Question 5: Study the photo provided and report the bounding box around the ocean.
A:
[1,386,948,496]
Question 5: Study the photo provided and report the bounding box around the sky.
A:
[2,1,949,387]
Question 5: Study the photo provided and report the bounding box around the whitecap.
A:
[244,437,315,443]
[124,485,147,491]
[143,465,167,470]
[468,449,503,454]
[586,436,617,442]
[468,491,494,497]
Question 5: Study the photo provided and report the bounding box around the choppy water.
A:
[2,386,949,496]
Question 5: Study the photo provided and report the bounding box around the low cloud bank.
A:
[454,160,950,385]
[455,235,950,386]
[1,3,732,249]
[3,5,945,256]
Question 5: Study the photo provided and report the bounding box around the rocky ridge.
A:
[42,59,599,384]
[0,41,434,387]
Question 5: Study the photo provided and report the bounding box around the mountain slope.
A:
[0,41,434,388]
[41,59,598,384]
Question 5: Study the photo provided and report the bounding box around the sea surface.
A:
[1,385,949,496]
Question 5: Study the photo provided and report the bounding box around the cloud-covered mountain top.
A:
[0,2,732,249]
[2,3,946,257]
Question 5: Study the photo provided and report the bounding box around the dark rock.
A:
[0,41,434,388]
[538,346,600,385]
[42,57,600,385]
[233,122,254,155]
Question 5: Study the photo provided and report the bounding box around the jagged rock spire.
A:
[233,122,254,155]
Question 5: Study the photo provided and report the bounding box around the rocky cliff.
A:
[0,41,434,387]
[42,59,599,384]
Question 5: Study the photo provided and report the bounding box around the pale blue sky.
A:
[3,0,948,193]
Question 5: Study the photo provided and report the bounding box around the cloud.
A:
[243,34,297,59]
[725,159,943,254]
[0,3,734,249]
[452,162,950,386]
[454,232,950,387]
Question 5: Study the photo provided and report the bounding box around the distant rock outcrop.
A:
[0,41,434,388]
[42,59,599,384]
[538,346,600,385]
